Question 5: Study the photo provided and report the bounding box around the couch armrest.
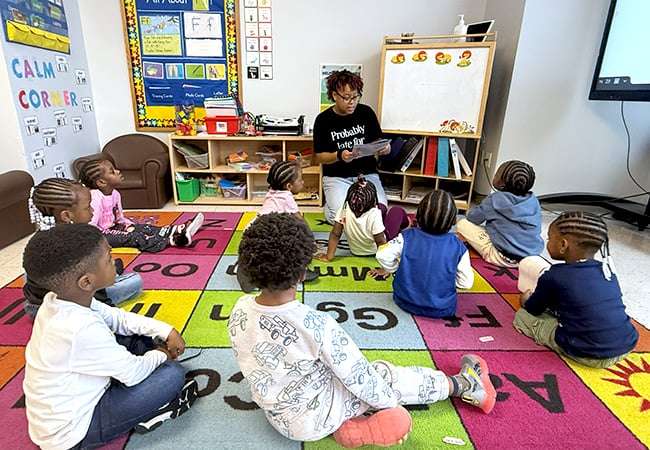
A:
[141,157,169,180]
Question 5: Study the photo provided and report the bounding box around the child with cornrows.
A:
[78,159,204,252]
[457,160,544,267]
[25,178,143,317]
[320,176,409,264]
[376,190,474,318]
[515,211,638,368]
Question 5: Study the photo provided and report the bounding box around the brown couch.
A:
[73,134,171,209]
[0,170,35,249]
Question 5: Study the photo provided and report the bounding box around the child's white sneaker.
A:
[457,354,496,414]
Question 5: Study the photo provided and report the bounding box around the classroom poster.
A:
[0,0,70,53]
[0,0,100,184]
[319,63,362,111]
[123,0,241,130]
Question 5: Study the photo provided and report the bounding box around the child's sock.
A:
[448,354,496,414]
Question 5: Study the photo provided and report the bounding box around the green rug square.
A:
[304,212,333,232]
[306,256,393,292]
[183,290,304,347]
[306,349,473,449]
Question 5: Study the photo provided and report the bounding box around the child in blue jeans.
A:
[23,224,198,449]
[376,190,474,317]
[515,211,638,368]
[25,178,142,317]
[457,160,544,267]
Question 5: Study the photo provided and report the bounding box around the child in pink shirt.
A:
[237,160,319,291]
[80,159,203,252]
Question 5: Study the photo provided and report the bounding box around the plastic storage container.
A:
[221,184,247,199]
[200,178,220,197]
[205,116,241,135]
[173,142,209,169]
[176,178,200,202]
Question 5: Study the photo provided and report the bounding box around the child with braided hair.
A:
[319,176,409,264]
[514,211,638,368]
[25,178,143,317]
[79,159,203,252]
[376,190,474,318]
[457,160,544,267]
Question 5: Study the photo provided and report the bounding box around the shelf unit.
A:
[377,135,480,211]
[376,33,496,211]
[169,134,322,206]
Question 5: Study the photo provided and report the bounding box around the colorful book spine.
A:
[437,138,449,177]
[449,138,462,180]
[424,137,438,175]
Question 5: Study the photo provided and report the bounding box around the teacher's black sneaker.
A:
[134,378,199,434]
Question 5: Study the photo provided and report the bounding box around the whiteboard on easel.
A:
[379,42,495,138]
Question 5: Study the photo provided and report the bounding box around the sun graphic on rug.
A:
[602,357,650,412]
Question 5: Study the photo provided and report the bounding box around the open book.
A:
[352,139,391,158]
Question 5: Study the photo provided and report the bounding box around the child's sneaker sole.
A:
[333,405,412,448]
[134,378,199,434]
[461,354,496,414]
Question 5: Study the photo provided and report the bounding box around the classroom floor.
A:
[0,204,648,449]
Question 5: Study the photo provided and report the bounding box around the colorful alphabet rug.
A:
[0,211,648,449]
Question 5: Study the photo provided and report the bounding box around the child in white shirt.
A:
[319,177,409,266]
[230,213,496,447]
[23,224,198,450]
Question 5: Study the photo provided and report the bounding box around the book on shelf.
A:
[405,186,430,202]
[378,137,407,172]
[436,138,450,177]
[449,138,462,180]
[384,185,402,201]
[451,139,473,176]
[399,137,425,172]
[423,137,438,175]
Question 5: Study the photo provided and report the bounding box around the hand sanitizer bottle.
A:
[453,14,467,42]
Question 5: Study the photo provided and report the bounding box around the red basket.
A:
[205,116,241,135]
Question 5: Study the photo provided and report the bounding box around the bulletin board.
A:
[122,0,241,131]
[378,40,495,138]
[0,0,70,53]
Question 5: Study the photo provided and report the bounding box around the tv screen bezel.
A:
[589,0,650,101]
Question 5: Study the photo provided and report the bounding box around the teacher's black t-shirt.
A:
[313,104,382,178]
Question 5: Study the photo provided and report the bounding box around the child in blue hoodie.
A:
[376,190,474,318]
[457,160,544,267]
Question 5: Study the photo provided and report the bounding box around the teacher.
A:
[313,70,390,224]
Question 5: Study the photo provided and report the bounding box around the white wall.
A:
[79,0,487,145]
[494,0,650,198]
[474,0,525,194]
[0,44,27,174]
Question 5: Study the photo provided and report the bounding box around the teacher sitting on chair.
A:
[313,70,390,224]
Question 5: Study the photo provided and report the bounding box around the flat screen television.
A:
[589,0,650,101]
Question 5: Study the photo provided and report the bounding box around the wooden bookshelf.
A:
[169,133,322,206]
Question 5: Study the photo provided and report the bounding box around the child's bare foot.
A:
[333,406,412,448]
[369,268,390,280]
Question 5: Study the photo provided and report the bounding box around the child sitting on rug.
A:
[319,177,409,270]
[457,160,544,267]
[514,211,638,368]
[23,224,198,450]
[237,160,318,292]
[376,190,474,318]
[79,159,203,252]
[229,213,496,447]
[24,177,142,317]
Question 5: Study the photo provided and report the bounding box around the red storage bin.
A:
[205,116,241,135]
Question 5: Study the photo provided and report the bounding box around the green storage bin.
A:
[176,178,200,202]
